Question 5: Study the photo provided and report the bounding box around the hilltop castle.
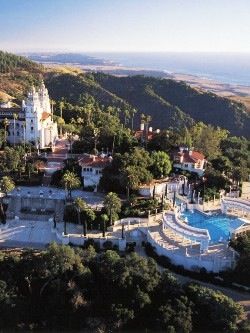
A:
[0,82,58,149]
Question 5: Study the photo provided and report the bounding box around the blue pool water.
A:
[181,210,244,243]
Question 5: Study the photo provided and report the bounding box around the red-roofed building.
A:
[173,147,206,176]
[78,154,112,189]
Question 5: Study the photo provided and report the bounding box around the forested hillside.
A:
[0,51,43,101]
[46,71,250,137]
[93,73,250,137]
[0,51,249,137]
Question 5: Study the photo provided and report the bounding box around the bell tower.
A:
[24,86,40,144]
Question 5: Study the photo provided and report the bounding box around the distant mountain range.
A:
[23,52,116,66]
[0,50,250,138]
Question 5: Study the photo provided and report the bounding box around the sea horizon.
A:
[87,51,250,87]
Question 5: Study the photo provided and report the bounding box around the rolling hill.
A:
[0,51,249,138]
[46,71,250,137]
[0,50,43,101]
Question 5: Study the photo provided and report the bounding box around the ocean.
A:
[89,52,250,86]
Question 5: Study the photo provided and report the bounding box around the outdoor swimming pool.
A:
[181,210,244,243]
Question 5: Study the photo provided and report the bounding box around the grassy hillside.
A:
[0,51,43,102]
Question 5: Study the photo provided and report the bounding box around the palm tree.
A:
[130,108,137,131]
[104,192,121,225]
[124,109,130,127]
[50,99,56,119]
[2,118,9,146]
[74,197,87,236]
[59,99,65,137]
[93,127,100,153]
[62,171,81,200]
[13,113,18,147]
[74,197,96,236]
[100,213,109,237]
[140,113,151,149]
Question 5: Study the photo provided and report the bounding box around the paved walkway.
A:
[0,219,57,248]
[42,138,69,185]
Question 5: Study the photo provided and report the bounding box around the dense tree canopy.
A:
[229,232,250,287]
[0,244,243,332]
[150,151,172,178]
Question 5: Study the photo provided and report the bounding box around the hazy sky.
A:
[1,0,250,52]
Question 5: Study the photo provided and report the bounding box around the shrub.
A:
[103,240,113,250]
[83,238,100,252]
[126,242,136,253]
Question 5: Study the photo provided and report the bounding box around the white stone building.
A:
[0,82,58,149]
[173,147,206,176]
[78,154,112,189]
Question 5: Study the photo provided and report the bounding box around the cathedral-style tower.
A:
[38,81,51,114]
[22,82,58,148]
[23,85,40,145]
[0,82,58,148]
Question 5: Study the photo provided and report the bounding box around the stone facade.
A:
[0,82,58,149]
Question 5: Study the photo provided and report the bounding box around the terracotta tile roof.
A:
[190,151,205,160]
[78,155,112,168]
[41,112,51,120]
[175,150,205,163]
